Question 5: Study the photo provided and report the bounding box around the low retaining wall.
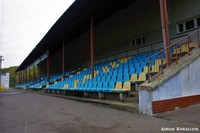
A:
[139,49,200,115]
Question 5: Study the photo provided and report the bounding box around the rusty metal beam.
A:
[90,13,94,78]
[62,38,65,80]
[47,56,50,82]
[29,67,31,81]
[33,65,35,80]
[159,0,171,66]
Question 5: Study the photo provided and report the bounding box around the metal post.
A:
[175,44,178,64]
[22,71,23,84]
[38,58,41,81]
[25,70,27,82]
[159,0,171,66]
[33,66,35,80]
[187,36,191,55]
[47,56,50,82]
[0,56,2,87]
[148,58,151,83]
[90,13,94,78]
[62,38,65,80]
[29,67,31,81]
[197,31,200,48]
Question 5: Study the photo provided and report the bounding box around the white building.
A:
[1,73,10,89]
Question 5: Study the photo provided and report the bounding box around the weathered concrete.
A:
[139,48,200,115]
[98,92,105,99]
[140,48,200,90]
[0,90,199,133]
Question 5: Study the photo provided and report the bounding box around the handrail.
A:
[148,29,200,82]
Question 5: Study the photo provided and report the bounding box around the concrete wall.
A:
[139,90,153,115]
[1,73,10,89]
[139,54,200,115]
[152,56,200,101]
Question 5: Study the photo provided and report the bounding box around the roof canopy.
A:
[16,0,135,72]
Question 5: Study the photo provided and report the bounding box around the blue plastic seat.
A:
[136,67,142,74]
[123,75,130,82]
[100,82,109,92]
[129,68,135,74]
[96,82,103,91]
[140,62,147,68]
[116,75,123,82]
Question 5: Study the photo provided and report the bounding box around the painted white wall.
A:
[139,90,153,115]
[139,55,200,115]
[152,56,200,101]
[1,73,10,89]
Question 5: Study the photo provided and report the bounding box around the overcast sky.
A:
[0,0,74,68]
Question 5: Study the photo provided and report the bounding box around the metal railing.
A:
[148,29,200,82]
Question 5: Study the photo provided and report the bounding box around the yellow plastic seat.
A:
[130,74,138,82]
[173,48,181,54]
[189,43,196,49]
[72,84,77,90]
[181,44,189,53]
[124,58,128,62]
[62,84,68,89]
[116,64,120,67]
[114,82,123,90]
[137,72,146,82]
[155,59,162,66]
[151,65,159,73]
[143,66,150,73]
[122,81,131,91]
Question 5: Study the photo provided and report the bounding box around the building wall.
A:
[1,73,10,89]
[64,0,200,66]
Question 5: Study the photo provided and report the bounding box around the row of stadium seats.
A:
[17,42,196,93]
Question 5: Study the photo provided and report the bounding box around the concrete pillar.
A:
[84,91,89,98]
[98,92,105,99]
[119,93,127,102]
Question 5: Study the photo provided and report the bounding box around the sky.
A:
[0,0,75,68]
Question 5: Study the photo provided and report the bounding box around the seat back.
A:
[122,81,131,91]
[138,72,146,82]
[181,44,189,52]
[130,74,138,82]
[114,82,122,90]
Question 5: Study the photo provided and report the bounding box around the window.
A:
[178,23,184,32]
[197,17,200,27]
[130,36,145,47]
[177,16,200,33]
[185,20,194,30]
[136,38,141,45]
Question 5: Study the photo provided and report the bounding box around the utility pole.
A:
[0,55,4,88]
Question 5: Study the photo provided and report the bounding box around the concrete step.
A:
[127,97,139,103]
[129,91,138,98]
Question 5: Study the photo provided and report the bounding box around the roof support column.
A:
[18,72,21,84]
[25,70,27,82]
[29,67,31,81]
[38,58,41,81]
[33,65,35,80]
[90,13,94,78]
[21,70,24,84]
[159,0,171,66]
[47,56,50,83]
[62,38,65,80]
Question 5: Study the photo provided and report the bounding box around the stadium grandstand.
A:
[15,0,200,115]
